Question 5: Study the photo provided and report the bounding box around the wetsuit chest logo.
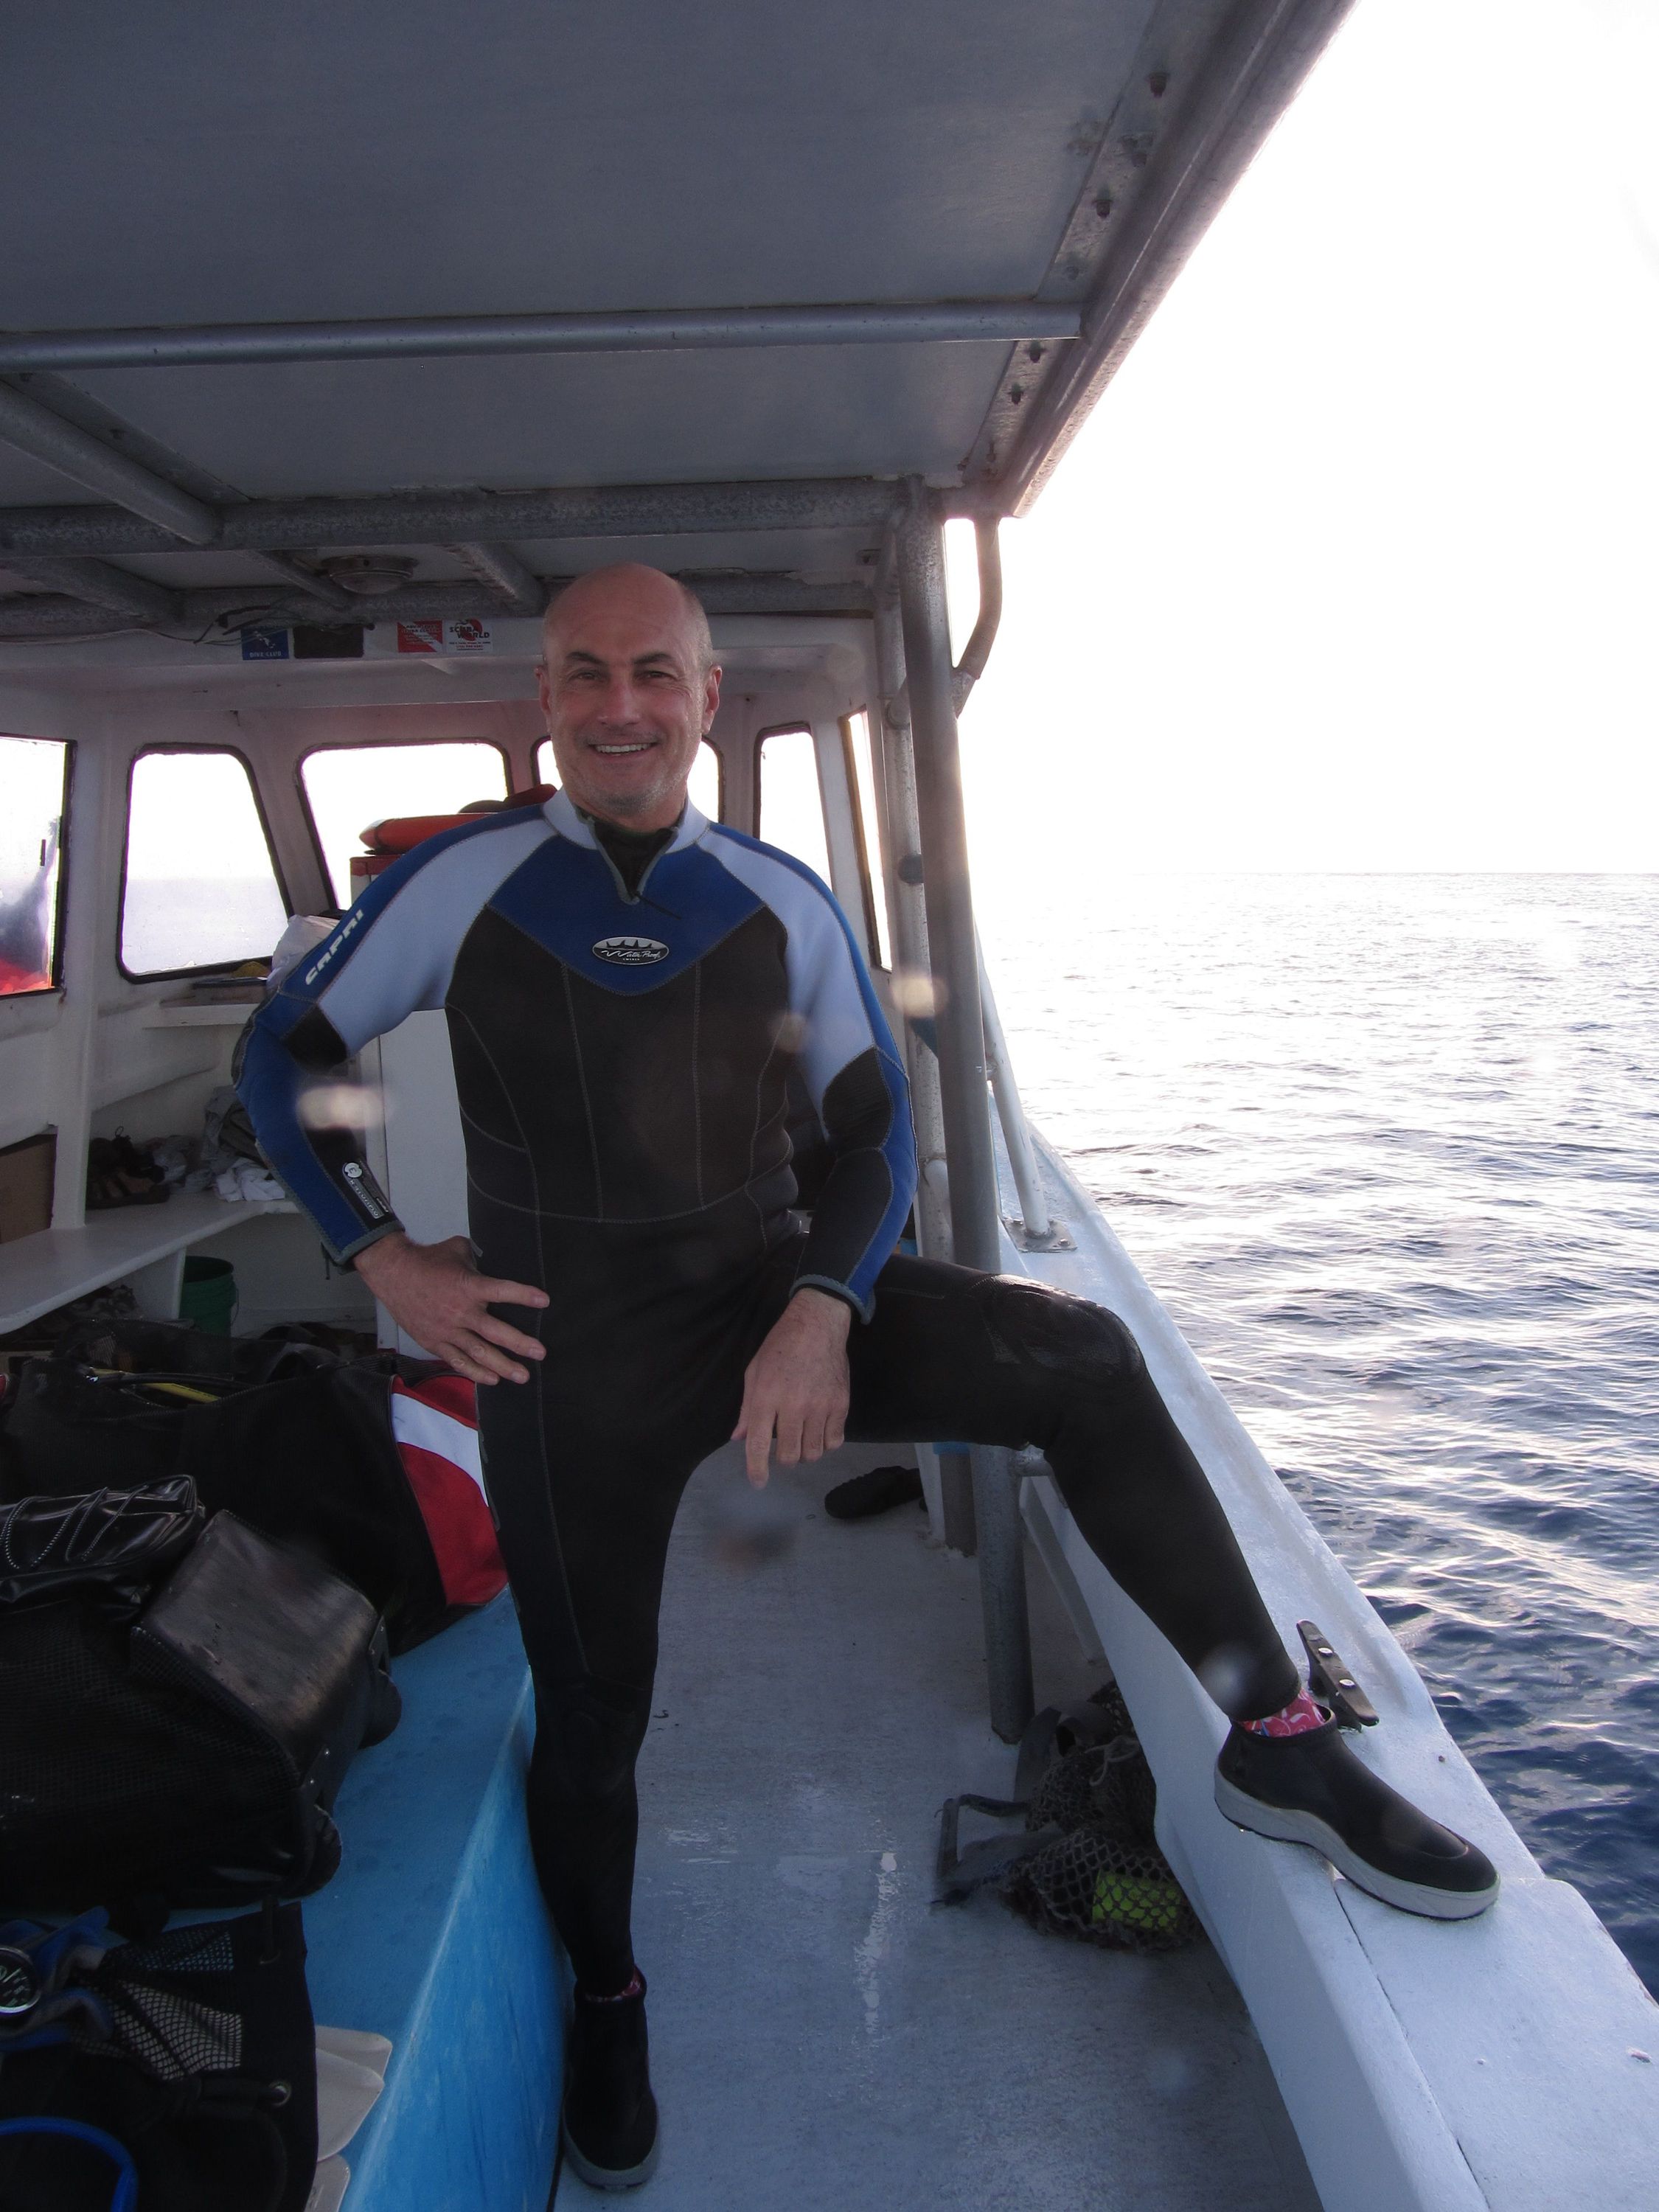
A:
[591,934,670,966]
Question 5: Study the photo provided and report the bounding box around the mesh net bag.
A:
[1001,1703,1201,1954]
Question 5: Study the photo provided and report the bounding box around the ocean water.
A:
[984,872,1659,1994]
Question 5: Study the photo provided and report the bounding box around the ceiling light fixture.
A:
[318,554,419,597]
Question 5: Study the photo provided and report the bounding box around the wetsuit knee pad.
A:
[532,1677,653,1803]
[975,1276,1144,1391]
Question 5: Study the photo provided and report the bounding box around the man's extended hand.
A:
[732,1286,852,1487]
[355,1232,549,1386]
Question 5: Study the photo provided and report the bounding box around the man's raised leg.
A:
[844,1253,1498,1920]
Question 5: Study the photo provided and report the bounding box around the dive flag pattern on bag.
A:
[388,1375,507,1607]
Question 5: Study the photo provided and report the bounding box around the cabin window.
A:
[120,748,288,980]
[755,726,832,886]
[0,736,70,998]
[533,737,723,822]
[841,712,891,970]
[301,741,509,908]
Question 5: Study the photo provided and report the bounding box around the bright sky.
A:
[950,0,1659,904]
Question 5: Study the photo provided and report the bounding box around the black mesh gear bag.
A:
[1000,1694,1202,1955]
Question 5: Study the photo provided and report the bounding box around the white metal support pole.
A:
[872,563,950,1264]
[896,484,1033,1742]
[47,738,111,1234]
[874,558,972,1550]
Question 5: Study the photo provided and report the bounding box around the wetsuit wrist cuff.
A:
[790,1274,872,1324]
[338,1217,408,1270]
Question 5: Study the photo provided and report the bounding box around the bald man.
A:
[240,565,1498,2192]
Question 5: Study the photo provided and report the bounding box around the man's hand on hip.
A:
[355,1232,549,1386]
[733,1286,852,1487]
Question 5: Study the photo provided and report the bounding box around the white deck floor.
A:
[554,1440,1322,2211]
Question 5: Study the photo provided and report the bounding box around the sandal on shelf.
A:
[86,1134,171,1212]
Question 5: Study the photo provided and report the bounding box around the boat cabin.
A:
[1,6,1656,2209]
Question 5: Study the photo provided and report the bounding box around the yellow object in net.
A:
[1091,1868,1186,1935]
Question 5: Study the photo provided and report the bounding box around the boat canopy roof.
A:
[0,1,1346,641]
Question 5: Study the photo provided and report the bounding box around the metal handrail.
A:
[975,939,1054,1247]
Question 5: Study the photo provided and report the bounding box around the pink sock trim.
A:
[580,1969,644,2004]
[1242,1688,1328,1739]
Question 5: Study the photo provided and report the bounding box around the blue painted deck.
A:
[303,1596,563,2212]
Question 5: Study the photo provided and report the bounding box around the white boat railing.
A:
[871,507,1041,1741]
[976,935,1066,1251]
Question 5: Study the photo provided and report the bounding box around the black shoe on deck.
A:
[561,1975,660,2190]
[1214,1714,1500,1921]
[823,1463,924,1520]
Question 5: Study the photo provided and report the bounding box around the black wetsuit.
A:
[240,793,1297,1990]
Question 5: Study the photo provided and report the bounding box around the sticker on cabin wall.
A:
[240,625,291,661]
[392,619,494,655]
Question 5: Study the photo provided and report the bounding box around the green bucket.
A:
[179,1255,237,1335]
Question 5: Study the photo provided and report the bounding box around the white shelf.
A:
[0,1191,296,1337]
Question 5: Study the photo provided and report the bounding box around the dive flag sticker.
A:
[394,619,494,655]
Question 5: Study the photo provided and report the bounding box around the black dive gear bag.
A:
[0,1503,399,1915]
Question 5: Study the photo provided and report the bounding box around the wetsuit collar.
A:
[543,787,709,852]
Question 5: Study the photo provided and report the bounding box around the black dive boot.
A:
[1215,1714,1500,1921]
[561,1974,660,2190]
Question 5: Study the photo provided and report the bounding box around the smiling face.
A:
[537,566,721,831]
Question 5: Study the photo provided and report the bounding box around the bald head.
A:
[543,563,714,676]
[536,563,723,830]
